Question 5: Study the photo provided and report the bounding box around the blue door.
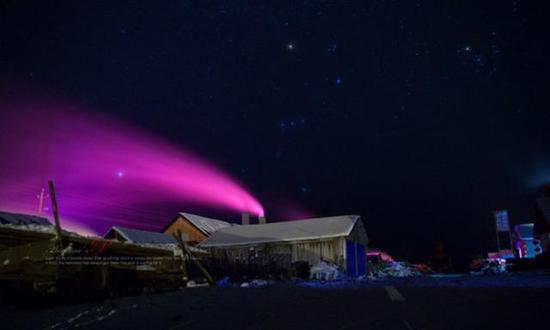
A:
[346,240,366,277]
[356,243,365,275]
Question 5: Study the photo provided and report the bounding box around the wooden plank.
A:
[48,180,63,246]
[173,230,215,286]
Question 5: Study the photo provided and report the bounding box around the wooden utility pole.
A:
[37,188,45,214]
[173,231,188,284]
[48,180,63,245]
[173,230,216,287]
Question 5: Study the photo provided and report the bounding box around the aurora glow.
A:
[0,92,264,235]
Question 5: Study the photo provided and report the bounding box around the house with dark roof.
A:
[200,215,368,277]
[0,211,52,227]
[162,212,235,245]
[104,226,183,245]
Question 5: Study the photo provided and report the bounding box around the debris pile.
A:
[470,258,506,275]
[216,277,232,287]
[215,277,274,288]
[369,261,422,278]
[310,261,343,281]
[240,279,273,288]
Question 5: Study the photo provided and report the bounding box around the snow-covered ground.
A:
[2,271,550,330]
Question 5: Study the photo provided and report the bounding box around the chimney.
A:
[258,216,267,225]
[241,212,250,225]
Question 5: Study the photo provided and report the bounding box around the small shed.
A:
[200,215,368,277]
[162,212,235,245]
[104,226,182,244]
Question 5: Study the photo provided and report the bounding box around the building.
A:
[512,223,543,259]
[0,211,52,227]
[0,211,55,249]
[104,226,182,244]
[199,215,368,277]
[162,212,235,245]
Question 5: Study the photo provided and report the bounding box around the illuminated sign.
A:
[494,210,510,232]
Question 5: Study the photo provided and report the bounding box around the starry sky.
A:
[1,0,550,264]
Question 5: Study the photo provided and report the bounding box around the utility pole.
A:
[48,180,63,246]
[37,188,45,214]
[173,230,216,287]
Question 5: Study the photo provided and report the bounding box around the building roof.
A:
[513,223,534,239]
[178,212,235,236]
[0,211,52,226]
[105,226,181,244]
[200,215,361,248]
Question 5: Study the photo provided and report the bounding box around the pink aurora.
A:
[0,91,264,235]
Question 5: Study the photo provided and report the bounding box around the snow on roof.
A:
[0,211,52,226]
[105,226,181,244]
[179,212,235,236]
[199,215,360,248]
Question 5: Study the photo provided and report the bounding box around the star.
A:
[473,54,485,65]
[286,42,295,51]
[116,170,125,178]
[278,116,306,133]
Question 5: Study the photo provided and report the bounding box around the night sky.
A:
[1,1,550,263]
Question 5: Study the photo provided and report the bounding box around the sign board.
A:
[494,210,510,232]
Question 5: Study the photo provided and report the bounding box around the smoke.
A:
[0,90,264,235]
[519,155,550,191]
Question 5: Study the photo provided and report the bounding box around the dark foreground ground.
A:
[1,272,549,330]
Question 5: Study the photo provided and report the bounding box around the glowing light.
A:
[0,91,264,235]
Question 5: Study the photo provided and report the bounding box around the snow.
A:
[97,309,116,321]
[201,215,360,248]
[180,212,234,236]
[216,277,232,287]
[45,307,118,329]
[250,279,272,286]
[60,243,74,257]
[369,261,422,278]
[214,277,273,288]
[66,312,84,323]
[187,280,209,288]
[0,223,57,234]
[136,242,206,256]
[310,261,343,281]
[107,226,178,244]
[0,223,91,238]
[239,279,273,288]
[470,258,506,275]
